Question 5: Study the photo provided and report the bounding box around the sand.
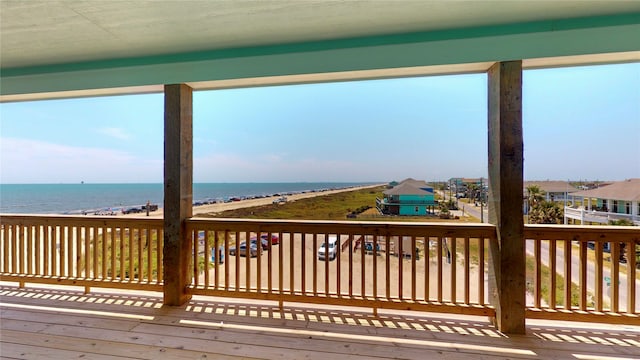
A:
[127,184,384,218]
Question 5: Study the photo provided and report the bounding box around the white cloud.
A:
[0,137,161,183]
[97,127,131,140]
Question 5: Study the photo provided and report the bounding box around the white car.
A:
[318,235,338,261]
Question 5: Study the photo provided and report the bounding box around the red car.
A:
[260,233,279,245]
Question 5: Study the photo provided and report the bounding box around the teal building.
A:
[377,179,436,216]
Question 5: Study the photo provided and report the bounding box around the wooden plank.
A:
[424,237,430,301]
[487,60,525,334]
[163,83,193,306]
[372,235,378,300]
[385,236,390,300]
[611,241,620,313]
[450,237,456,303]
[437,237,443,302]
[300,233,305,294]
[579,241,587,310]
[464,237,469,304]
[628,239,637,314]
[478,237,484,305]
[549,239,556,309]
[411,236,416,301]
[349,234,353,297]
[563,239,571,310]
[313,233,317,296]
[595,241,604,311]
[1,330,236,360]
[534,239,541,308]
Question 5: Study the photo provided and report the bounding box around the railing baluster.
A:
[579,240,587,310]
[51,226,58,276]
[74,226,80,278]
[372,234,378,300]
[256,231,262,293]
[58,225,66,276]
[324,234,329,297]
[27,225,34,275]
[192,229,198,288]
[464,237,470,304]
[34,225,41,275]
[245,231,251,292]
[437,237,443,303]
[289,232,294,294]
[157,228,163,283]
[213,230,219,289]
[350,234,353,297]
[479,237,485,305]
[204,230,210,289]
[279,231,284,294]
[300,232,305,295]
[563,239,572,310]
[313,233,318,296]
[398,236,404,300]
[361,234,366,298]
[336,233,341,297]
[43,225,50,276]
[411,236,416,301]
[610,242,619,313]
[549,239,557,309]
[424,237,430,301]
[267,231,272,293]
[235,231,240,292]
[450,236,456,303]
[146,227,152,283]
[110,227,116,280]
[128,227,134,282]
[120,227,125,281]
[224,230,230,291]
[628,239,637,314]
[101,227,108,279]
[595,240,604,311]
[534,238,541,308]
[385,236,390,300]
[137,227,143,283]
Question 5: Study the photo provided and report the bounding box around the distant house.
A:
[524,180,578,202]
[376,179,436,216]
[564,179,640,225]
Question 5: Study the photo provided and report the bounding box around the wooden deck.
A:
[1,285,638,359]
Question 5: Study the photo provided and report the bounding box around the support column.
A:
[487,61,525,334]
[163,84,193,306]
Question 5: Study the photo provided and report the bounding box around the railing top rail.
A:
[525,224,640,241]
[0,214,163,227]
[188,217,497,238]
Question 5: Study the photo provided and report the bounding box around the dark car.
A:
[250,237,269,250]
[229,242,259,257]
[261,233,279,245]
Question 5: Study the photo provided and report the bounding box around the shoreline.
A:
[132,184,384,218]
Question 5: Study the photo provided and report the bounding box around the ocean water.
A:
[0,182,375,215]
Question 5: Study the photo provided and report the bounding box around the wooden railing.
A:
[2,215,639,324]
[524,224,639,323]
[186,218,495,316]
[0,215,163,291]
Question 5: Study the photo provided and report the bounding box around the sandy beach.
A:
[130,184,384,218]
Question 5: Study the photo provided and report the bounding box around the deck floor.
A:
[1,284,639,359]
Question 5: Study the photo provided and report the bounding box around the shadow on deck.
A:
[1,284,638,359]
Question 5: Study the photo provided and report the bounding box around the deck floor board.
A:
[1,285,639,359]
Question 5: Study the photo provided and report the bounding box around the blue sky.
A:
[1,62,638,184]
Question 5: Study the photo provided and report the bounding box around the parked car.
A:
[229,242,259,257]
[318,235,338,261]
[260,233,279,245]
[211,247,225,264]
[250,237,269,251]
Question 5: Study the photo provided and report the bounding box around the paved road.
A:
[525,240,638,312]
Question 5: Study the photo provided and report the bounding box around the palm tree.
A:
[526,185,545,209]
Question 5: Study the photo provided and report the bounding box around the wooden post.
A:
[163,83,193,306]
[487,61,525,334]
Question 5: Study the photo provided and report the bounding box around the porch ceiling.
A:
[1,1,639,101]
